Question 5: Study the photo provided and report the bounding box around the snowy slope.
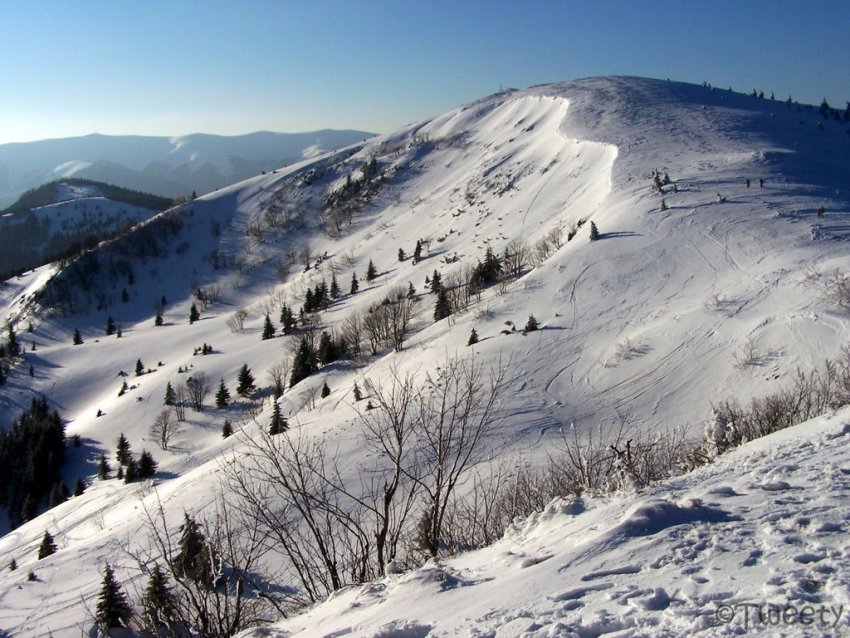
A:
[1,76,849,636]
[241,407,850,637]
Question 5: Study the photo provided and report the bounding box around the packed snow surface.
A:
[1,76,849,636]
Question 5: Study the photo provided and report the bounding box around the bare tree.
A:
[502,238,528,279]
[384,286,418,352]
[339,309,364,359]
[150,408,180,451]
[186,372,211,412]
[267,361,290,400]
[412,355,508,556]
[173,383,187,422]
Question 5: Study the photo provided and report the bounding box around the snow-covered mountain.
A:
[0,130,374,208]
[1,76,849,637]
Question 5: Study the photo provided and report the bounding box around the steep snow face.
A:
[1,77,850,636]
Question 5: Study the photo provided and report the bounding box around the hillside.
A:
[1,76,849,636]
[0,179,173,279]
[0,129,374,209]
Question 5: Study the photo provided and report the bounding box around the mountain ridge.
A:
[1,76,849,636]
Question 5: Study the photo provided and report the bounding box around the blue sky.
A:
[0,0,847,143]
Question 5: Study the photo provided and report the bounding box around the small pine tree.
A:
[155,310,163,326]
[269,401,287,435]
[215,379,230,408]
[289,337,318,387]
[330,273,340,299]
[124,457,138,483]
[72,328,83,345]
[468,327,479,346]
[37,531,57,560]
[398,248,406,262]
[525,314,539,332]
[106,316,116,336]
[350,272,360,294]
[589,221,599,241]
[116,433,131,465]
[6,321,18,356]
[430,269,442,294]
[366,259,377,282]
[8,558,16,571]
[413,239,422,262]
[321,381,331,398]
[434,288,451,322]
[95,564,133,630]
[141,564,177,630]
[353,382,362,401]
[189,303,200,324]
[118,380,128,397]
[73,477,85,497]
[262,314,276,340]
[135,358,145,376]
[236,364,256,397]
[98,454,111,480]
[164,381,175,406]
[222,419,233,438]
[175,514,213,586]
[116,465,124,481]
[138,450,157,479]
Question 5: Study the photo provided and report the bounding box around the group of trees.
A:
[0,397,66,526]
[114,433,157,483]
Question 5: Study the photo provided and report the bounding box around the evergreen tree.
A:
[280,304,296,334]
[468,327,479,346]
[221,419,233,438]
[118,380,128,396]
[434,288,451,322]
[135,358,145,376]
[95,564,133,630]
[353,382,362,401]
[525,314,539,332]
[289,337,318,387]
[407,281,416,299]
[124,457,138,483]
[215,379,230,408]
[430,270,442,294]
[366,259,378,282]
[8,558,16,571]
[164,382,175,406]
[72,328,83,345]
[155,310,163,326]
[106,316,116,336]
[269,401,287,435]
[398,248,406,262]
[98,454,111,480]
[37,531,57,560]
[236,364,256,397]
[141,564,177,630]
[116,465,124,481]
[321,381,331,398]
[413,239,422,263]
[175,513,213,586]
[6,321,18,356]
[262,314,276,340]
[317,331,338,366]
[589,221,599,241]
[330,273,340,299]
[73,477,86,497]
[138,450,157,479]
[116,433,131,465]
[349,272,359,294]
[189,302,200,324]
[48,481,69,508]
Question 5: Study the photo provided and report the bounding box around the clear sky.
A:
[0,0,847,144]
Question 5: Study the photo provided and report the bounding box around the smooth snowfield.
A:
[1,77,849,636]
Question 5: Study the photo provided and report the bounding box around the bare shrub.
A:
[226,307,249,333]
[186,372,211,411]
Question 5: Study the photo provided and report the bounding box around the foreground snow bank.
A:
[243,406,850,637]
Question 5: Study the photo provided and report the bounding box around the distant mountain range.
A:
[0,130,374,208]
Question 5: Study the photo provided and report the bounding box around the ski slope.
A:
[1,76,849,636]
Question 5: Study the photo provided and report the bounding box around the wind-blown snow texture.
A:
[1,77,849,636]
